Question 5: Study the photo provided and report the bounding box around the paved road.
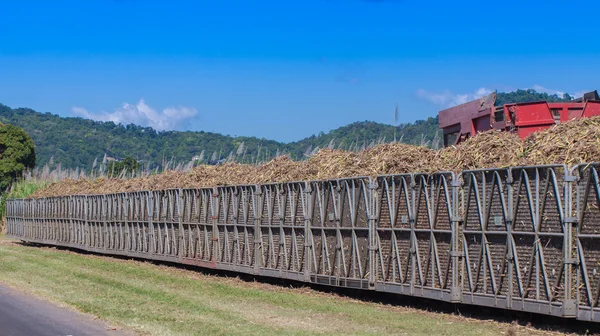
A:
[0,284,135,336]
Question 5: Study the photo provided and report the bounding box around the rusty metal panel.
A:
[28,199,35,240]
[151,191,164,254]
[461,165,573,316]
[44,198,52,241]
[255,182,307,276]
[307,178,371,288]
[86,195,103,249]
[213,185,257,269]
[574,163,600,321]
[71,196,86,247]
[40,198,47,241]
[60,196,71,244]
[414,172,457,299]
[374,172,458,301]
[152,190,181,257]
[24,198,34,240]
[374,174,413,289]
[215,185,238,265]
[180,188,215,263]
[121,193,134,252]
[108,194,123,251]
[511,166,570,307]
[118,192,150,254]
[5,198,24,238]
[461,168,512,305]
[124,193,137,252]
[38,198,47,241]
[105,194,118,250]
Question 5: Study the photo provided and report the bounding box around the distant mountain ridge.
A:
[0,88,571,170]
[0,104,440,169]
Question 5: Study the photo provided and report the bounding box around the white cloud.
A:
[530,85,593,99]
[531,85,565,97]
[416,85,592,108]
[72,99,198,131]
[416,87,493,108]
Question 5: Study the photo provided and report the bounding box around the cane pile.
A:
[29,116,600,198]
[520,117,600,166]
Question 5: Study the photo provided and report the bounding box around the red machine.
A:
[438,90,600,147]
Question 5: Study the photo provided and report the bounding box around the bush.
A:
[107,156,140,177]
[0,123,36,190]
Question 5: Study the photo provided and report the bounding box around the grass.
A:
[0,179,50,233]
[6,179,50,199]
[0,236,564,336]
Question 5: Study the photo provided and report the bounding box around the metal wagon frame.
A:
[7,163,600,323]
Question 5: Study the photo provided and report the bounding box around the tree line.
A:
[0,89,579,172]
[0,104,440,170]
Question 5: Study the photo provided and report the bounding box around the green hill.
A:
[288,118,440,155]
[0,104,440,169]
[0,88,579,170]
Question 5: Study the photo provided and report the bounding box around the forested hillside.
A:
[288,118,439,155]
[495,89,573,106]
[0,88,577,170]
[0,104,440,169]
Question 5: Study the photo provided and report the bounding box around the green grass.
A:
[0,179,49,232]
[6,179,50,199]
[0,237,556,336]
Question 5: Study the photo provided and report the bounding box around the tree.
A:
[495,89,573,106]
[107,156,140,177]
[0,123,36,190]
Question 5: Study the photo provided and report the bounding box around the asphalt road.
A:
[0,284,135,336]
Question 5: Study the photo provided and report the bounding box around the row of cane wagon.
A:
[6,163,600,322]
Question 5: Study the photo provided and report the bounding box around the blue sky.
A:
[1,0,599,142]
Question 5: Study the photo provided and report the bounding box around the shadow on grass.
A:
[19,241,599,336]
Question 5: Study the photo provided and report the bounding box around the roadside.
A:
[0,236,571,336]
[0,284,135,336]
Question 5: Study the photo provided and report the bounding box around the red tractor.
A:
[438,90,600,147]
